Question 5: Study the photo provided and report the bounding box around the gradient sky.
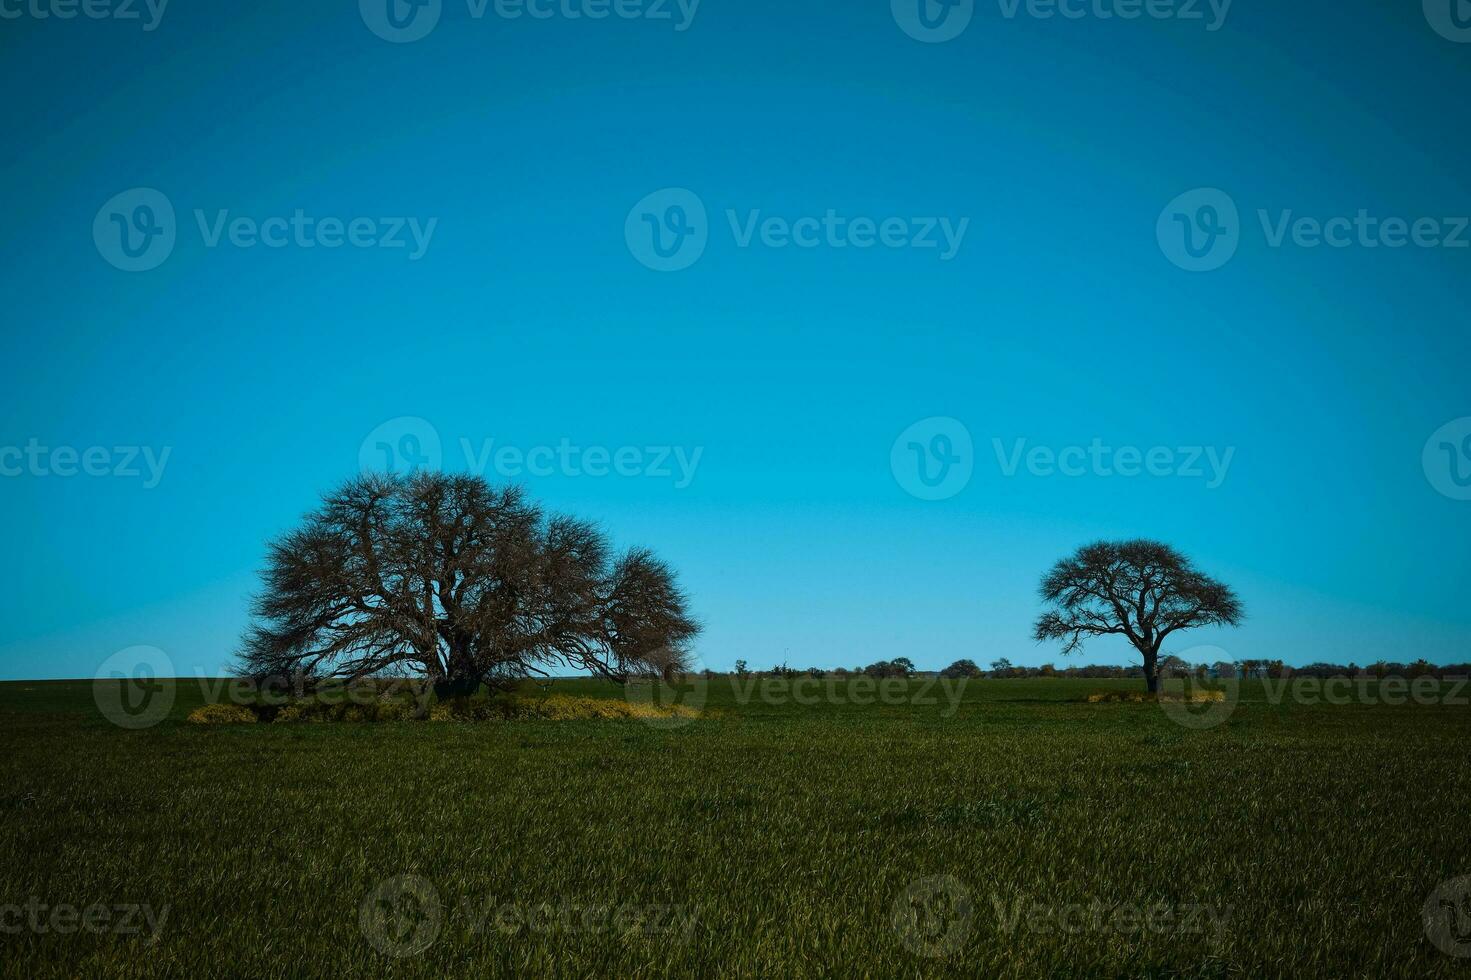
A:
[2,0,1469,680]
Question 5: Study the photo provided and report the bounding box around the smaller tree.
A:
[940,658,983,679]
[734,659,750,677]
[990,657,1013,678]
[863,659,914,679]
[1159,654,1190,676]
[1033,539,1243,693]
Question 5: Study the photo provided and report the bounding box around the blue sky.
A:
[2,0,1469,679]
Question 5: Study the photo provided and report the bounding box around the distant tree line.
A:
[714,658,921,680]
[702,656,1471,681]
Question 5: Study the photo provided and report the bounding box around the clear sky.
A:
[2,0,1469,680]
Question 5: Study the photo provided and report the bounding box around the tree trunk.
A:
[1141,647,1160,694]
[432,674,481,701]
[433,635,481,701]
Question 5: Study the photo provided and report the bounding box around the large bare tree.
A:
[238,473,699,701]
[1033,539,1242,692]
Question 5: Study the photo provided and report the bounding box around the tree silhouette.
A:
[1033,539,1242,692]
[238,473,699,703]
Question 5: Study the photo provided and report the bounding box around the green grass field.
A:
[2,675,1469,977]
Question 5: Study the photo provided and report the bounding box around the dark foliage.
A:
[1034,539,1243,692]
[238,473,700,700]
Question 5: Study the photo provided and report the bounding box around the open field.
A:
[2,676,1469,977]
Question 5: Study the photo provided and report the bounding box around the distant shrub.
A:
[186,703,259,724]
[863,659,915,679]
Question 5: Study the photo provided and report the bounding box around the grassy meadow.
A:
[2,674,1469,977]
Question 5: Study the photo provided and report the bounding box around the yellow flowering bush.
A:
[186,703,259,724]
[1086,690,1226,704]
[430,694,698,722]
[272,699,419,722]
[262,692,697,723]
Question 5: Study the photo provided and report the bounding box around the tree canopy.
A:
[1033,539,1242,691]
[238,473,700,699]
